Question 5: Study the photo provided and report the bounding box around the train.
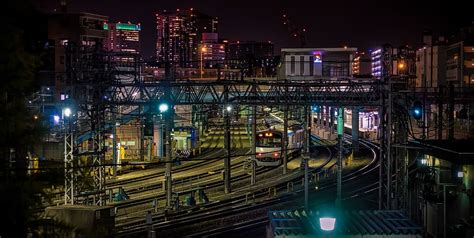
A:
[254,112,304,166]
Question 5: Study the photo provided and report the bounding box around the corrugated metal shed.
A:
[268,209,422,237]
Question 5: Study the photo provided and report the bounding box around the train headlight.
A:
[273,152,279,157]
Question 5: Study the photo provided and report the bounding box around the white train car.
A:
[254,113,304,166]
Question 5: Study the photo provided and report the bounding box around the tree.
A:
[0,1,50,237]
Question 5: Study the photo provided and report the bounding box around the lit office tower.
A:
[104,22,141,58]
[156,8,218,67]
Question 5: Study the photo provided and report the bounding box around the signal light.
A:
[411,101,423,120]
[311,106,321,113]
[159,103,169,113]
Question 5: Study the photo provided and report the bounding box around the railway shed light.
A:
[226,105,232,113]
[319,217,336,231]
[311,106,321,113]
[420,158,427,165]
[159,103,169,113]
[458,171,464,178]
[258,134,263,137]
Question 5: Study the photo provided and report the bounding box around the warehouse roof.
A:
[268,209,422,237]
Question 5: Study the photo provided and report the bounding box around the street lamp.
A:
[319,217,336,231]
[63,107,72,118]
[53,115,60,124]
[201,47,207,79]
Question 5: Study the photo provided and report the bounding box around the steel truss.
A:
[106,79,383,107]
[64,122,75,205]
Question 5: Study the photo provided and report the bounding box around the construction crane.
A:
[282,14,307,47]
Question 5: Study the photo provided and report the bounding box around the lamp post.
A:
[200,47,207,79]
[62,106,74,205]
[319,217,336,231]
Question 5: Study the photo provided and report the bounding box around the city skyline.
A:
[34,0,471,59]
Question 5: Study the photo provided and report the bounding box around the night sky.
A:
[35,0,470,59]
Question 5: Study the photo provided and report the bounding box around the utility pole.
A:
[283,105,289,174]
[304,106,311,210]
[112,112,118,178]
[438,86,443,140]
[64,115,74,205]
[336,107,344,208]
[251,105,257,185]
[165,112,173,207]
[224,85,231,193]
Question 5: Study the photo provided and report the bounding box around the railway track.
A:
[114,136,336,236]
[189,138,381,237]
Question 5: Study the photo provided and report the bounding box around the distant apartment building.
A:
[415,25,474,88]
[46,12,108,100]
[226,41,274,60]
[198,33,225,68]
[371,44,416,79]
[444,25,474,87]
[226,41,276,77]
[415,35,447,88]
[352,51,371,76]
[280,47,356,79]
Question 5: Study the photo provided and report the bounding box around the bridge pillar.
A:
[165,108,174,208]
[251,105,257,185]
[352,107,360,154]
[330,107,335,135]
[318,110,323,128]
[324,106,330,131]
[153,124,164,158]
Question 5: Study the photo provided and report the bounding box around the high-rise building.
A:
[104,22,141,57]
[155,8,218,67]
